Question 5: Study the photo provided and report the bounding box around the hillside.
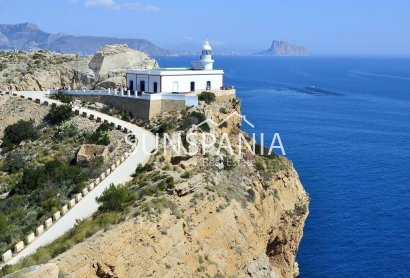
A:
[0,23,169,56]
[256,40,310,56]
[0,94,129,260]
[3,92,310,277]
[0,44,158,91]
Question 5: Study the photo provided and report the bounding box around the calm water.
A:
[155,56,410,277]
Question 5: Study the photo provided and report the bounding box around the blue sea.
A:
[155,56,410,277]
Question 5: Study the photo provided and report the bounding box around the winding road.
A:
[4,91,156,266]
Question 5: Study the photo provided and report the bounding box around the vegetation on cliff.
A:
[2,93,309,277]
[0,95,129,260]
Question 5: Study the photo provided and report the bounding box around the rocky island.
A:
[256,40,310,56]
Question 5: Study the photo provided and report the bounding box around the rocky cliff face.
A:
[5,94,309,277]
[0,22,169,56]
[256,41,310,56]
[0,44,158,91]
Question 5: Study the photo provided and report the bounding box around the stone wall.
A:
[75,95,186,120]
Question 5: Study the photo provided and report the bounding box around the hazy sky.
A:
[1,0,409,55]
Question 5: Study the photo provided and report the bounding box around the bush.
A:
[0,213,9,234]
[87,123,111,146]
[3,120,38,144]
[54,120,78,140]
[46,104,74,125]
[96,184,136,212]
[3,152,26,173]
[182,111,210,132]
[55,91,73,104]
[198,91,216,104]
[13,165,47,194]
[157,117,178,135]
[134,163,154,176]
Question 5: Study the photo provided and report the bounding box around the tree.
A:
[3,120,38,144]
[96,184,135,212]
[55,91,73,104]
[198,91,216,104]
[46,104,74,125]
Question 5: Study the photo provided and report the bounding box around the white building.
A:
[126,40,224,94]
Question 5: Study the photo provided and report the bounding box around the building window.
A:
[190,81,195,92]
[140,80,145,92]
[153,82,158,93]
[206,81,211,90]
[129,80,134,91]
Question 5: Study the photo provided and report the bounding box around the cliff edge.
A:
[5,93,309,277]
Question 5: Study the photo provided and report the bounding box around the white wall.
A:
[126,72,223,93]
[161,74,223,93]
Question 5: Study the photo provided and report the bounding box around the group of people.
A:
[52,86,71,91]
[7,84,13,93]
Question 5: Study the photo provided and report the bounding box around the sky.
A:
[0,0,410,56]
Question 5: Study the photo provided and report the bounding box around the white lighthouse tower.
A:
[200,40,214,70]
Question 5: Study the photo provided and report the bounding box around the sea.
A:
[155,55,410,277]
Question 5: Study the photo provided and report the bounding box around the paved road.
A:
[5,91,156,265]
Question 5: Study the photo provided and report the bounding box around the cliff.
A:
[0,44,158,91]
[0,22,169,56]
[4,93,309,277]
[256,40,310,56]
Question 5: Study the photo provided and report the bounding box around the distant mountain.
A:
[0,22,169,56]
[256,40,310,56]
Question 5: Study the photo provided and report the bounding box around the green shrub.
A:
[157,117,178,135]
[54,91,73,104]
[198,91,216,104]
[3,152,26,173]
[96,184,136,212]
[46,104,74,125]
[87,123,111,146]
[13,165,47,194]
[54,120,78,140]
[182,111,210,132]
[0,213,9,234]
[41,197,61,214]
[3,120,38,144]
[134,163,154,176]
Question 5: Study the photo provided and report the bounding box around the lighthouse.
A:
[127,39,224,94]
[200,40,214,70]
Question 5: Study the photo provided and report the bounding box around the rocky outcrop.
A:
[256,41,310,56]
[88,44,158,86]
[0,44,158,91]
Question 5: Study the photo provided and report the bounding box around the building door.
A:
[190,82,195,92]
[172,81,179,93]
[153,82,158,93]
[129,80,134,91]
[206,81,211,90]
[140,80,146,92]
